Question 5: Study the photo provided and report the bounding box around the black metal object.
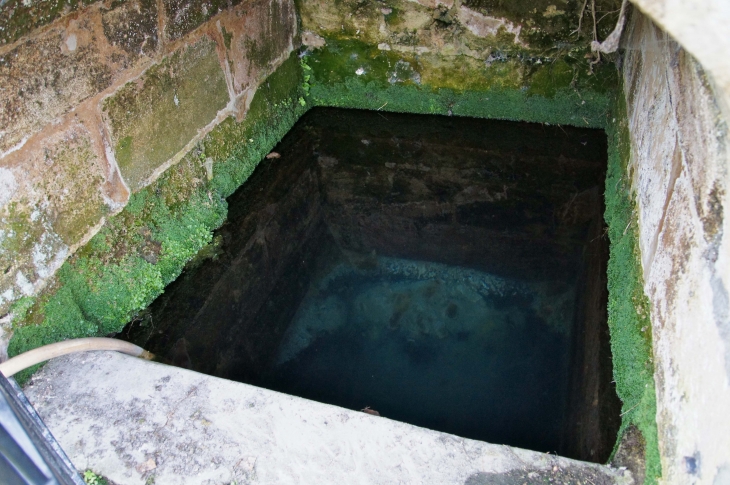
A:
[0,372,84,485]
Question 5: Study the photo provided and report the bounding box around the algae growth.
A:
[6,2,659,480]
[603,91,661,484]
[8,52,307,382]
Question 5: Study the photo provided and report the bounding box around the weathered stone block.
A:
[101,0,159,58]
[217,0,296,96]
[102,36,229,191]
[0,3,156,154]
[0,118,122,314]
[623,14,681,273]
[0,0,94,46]
[163,0,242,41]
[623,10,730,484]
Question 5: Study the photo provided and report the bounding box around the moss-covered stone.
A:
[300,28,617,127]
[218,0,297,94]
[0,18,115,153]
[0,202,65,314]
[303,39,612,127]
[297,0,622,95]
[462,0,622,50]
[0,121,113,316]
[8,52,306,383]
[102,36,229,191]
[604,91,661,484]
[37,140,107,245]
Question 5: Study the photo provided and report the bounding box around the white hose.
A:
[0,338,155,377]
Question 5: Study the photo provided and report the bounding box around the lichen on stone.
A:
[100,0,158,58]
[0,121,112,317]
[102,36,229,191]
[0,0,96,46]
[162,0,240,40]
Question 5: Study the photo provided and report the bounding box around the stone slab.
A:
[631,0,730,123]
[0,116,125,315]
[163,0,243,41]
[102,36,229,191]
[622,13,681,274]
[0,0,94,47]
[0,1,157,155]
[100,0,159,59]
[22,351,634,485]
[217,0,297,96]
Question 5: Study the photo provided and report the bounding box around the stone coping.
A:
[22,351,634,484]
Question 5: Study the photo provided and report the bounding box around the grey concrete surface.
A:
[23,351,634,485]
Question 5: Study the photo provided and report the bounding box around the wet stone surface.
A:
[121,107,619,460]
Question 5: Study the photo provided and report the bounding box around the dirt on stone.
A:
[611,425,646,485]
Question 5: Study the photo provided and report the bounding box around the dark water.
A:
[263,261,572,452]
[121,108,620,460]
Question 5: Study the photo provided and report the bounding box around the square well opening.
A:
[121,107,621,462]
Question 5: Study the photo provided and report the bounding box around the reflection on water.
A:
[120,108,619,460]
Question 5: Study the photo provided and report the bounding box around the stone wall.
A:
[310,108,607,284]
[298,0,622,127]
[1,0,629,364]
[629,0,730,126]
[621,9,730,484]
[0,0,298,353]
[7,2,730,483]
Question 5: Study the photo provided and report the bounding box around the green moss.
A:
[604,91,661,484]
[308,71,610,128]
[9,52,306,383]
[8,296,35,323]
[304,36,613,127]
[41,140,107,245]
[115,136,133,168]
[382,6,403,26]
[527,59,574,98]
[0,203,43,274]
[221,26,233,50]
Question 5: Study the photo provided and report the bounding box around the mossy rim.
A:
[9,41,659,483]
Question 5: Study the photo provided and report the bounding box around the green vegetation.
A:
[604,93,661,484]
[7,14,658,481]
[8,52,306,383]
[305,36,614,128]
[83,470,109,485]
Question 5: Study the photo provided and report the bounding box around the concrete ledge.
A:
[22,351,634,485]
